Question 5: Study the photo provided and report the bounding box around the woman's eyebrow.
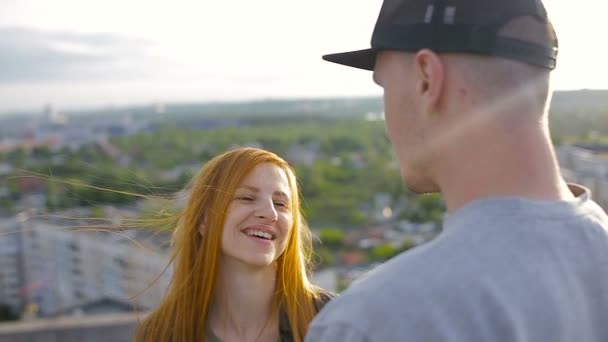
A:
[236,185,258,192]
[274,191,290,199]
[237,185,290,199]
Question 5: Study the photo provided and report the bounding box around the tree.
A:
[401,193,445,223]
[370,244,397,261]
[0,303,18,322]
[31,147,52,159]
[314,247,336,268]
[91,206,106,218]
[0,198,14,211]
[318,228,345,248]
[396,239,417,254]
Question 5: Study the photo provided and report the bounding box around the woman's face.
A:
[220,163,294,268]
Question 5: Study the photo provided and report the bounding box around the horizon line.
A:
[1,88,607,117]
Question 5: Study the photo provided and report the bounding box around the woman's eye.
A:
[237,196,254,201]
[274,201,288,208]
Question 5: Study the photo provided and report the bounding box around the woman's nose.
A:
[255,199,278,222]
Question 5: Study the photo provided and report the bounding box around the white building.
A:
[0,214,171,318]
[0,217,23,312]
[556,145,608,210]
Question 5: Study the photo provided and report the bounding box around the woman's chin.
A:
[237,254,277,270]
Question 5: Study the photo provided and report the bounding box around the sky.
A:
[0,0,606,113]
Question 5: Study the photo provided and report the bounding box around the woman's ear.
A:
[198,216,208,237]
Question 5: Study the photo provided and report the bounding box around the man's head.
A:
[323,0,558,193]
[324,0,558,71]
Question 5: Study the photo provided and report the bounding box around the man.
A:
[307,0,608,341]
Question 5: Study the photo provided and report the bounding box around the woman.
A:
[134,147,333,342]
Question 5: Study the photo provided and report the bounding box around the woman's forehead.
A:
[238,163,292,195]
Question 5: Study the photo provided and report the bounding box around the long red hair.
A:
[134,147,322,341]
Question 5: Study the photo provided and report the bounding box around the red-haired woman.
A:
[134,147,334,342]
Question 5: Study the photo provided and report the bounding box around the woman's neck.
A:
[208,258,279,341]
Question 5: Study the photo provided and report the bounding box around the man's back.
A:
[307,185,608,341]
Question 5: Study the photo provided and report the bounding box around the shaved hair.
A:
[447,16,558,116]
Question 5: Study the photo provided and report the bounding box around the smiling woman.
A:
[134,147,334,342]
[219,163,294,269]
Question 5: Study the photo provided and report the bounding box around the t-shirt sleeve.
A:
[305,323,371,342]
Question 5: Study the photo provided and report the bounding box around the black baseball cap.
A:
[323,0,558,70]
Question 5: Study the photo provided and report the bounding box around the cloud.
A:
[0,27,166,83]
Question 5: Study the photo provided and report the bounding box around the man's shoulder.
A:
[308,255,492,341]
[308,234,548,341]
[311,246,462,324]
[311,229,519,316]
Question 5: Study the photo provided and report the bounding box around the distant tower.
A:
[44,104,67,126]
[154,102,166,114]
[43,104,56,120]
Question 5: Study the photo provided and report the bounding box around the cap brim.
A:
[322,49,377,71]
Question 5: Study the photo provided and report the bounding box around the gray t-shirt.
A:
[306,185,608,342]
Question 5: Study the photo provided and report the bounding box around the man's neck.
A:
[208,258,278,340]
[437,121,574,213]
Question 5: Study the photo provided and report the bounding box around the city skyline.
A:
[0,0,606,113]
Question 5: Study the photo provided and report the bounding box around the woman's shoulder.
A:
[278,288,337,341]
[313,287,337,313]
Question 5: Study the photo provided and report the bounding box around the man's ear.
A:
[414,49,444,115]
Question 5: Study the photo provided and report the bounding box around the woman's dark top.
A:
[278,290,335,342]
